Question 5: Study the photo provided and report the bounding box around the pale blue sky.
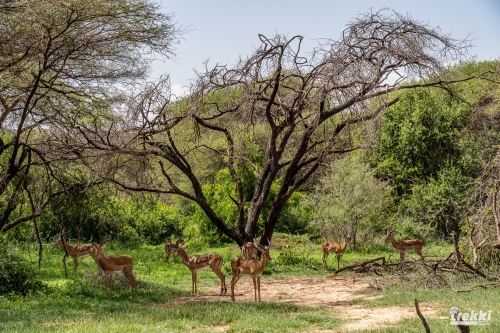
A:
[154,0,500,92]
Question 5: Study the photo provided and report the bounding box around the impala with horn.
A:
[173,236,227,296]
[55,232,100,276]
[164,236,183,263]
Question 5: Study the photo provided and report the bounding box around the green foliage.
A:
[273,245,310,267]
[373,87,472,196]
[0,239,45,295]
[307,156,393,247]
[401,167,470,232]
[116,225,143,248]
[192,167,311,245]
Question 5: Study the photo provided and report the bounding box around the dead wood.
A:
[454,282,500,293]
[327,256,386,276]
[414,299,431,333]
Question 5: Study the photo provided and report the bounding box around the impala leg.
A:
[191,271,197,295]
[230,272,240,301]
[109,271,114,293]
[322,251,329,269]
[130,271,137,292]
[124,269,136,292]
[336,253,341,270]
[212,265,226,295]
[104,272,110,293]
[252,276,257,302]
[257,276,261,302]
[165,249,170,263]
[72,257,78,275]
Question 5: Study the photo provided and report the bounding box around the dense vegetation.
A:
[1,1,500,331]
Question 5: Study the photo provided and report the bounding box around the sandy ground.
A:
[174,274,440,332]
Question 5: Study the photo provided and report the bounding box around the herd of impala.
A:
[55,231,423,302]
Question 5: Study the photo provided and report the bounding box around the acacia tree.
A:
[0,0,181,232]
[73,9,483,247]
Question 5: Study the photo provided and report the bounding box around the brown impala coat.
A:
[384,232,423,262]
[230,245,271,302]
[241,242,259,260]
[321,235,351,270]
[55,235,98,275]
[89,243,136,292]
[173,246,227,296]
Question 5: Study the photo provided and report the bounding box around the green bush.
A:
[0,241,46,295]
[273,245,310,267]
[116,225,143,248]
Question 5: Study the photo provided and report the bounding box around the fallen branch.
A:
[414,299,431,333]
[327,256,386,276]
[454,282,500,293]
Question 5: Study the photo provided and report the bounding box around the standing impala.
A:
[241,241,259,260]
[173,243,227,296]
[230,244,271,302]
[164,236,183,263]
[55,234,98,275]
[384,232,423,263]
[89,243,136,293]
[321,235,351,270]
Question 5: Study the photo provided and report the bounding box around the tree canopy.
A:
[65,9,480,246]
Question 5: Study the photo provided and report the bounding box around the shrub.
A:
[116,225,143,248]
[0,240,46,295]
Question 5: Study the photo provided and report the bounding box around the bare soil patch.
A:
[175,275,439,332]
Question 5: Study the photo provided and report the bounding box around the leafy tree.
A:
[0,0,181,232]
[372,60,499,233]
[373,87,472,196]
[70,9,481,246]
[307,156,392,248]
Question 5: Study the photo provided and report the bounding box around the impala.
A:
[384,232,423,263]
[230,244,271,302]
[241,241,259,260]
[55,234,98,275]
[164,236,183,263]
[89,243,136,293]
[321,235,351,270]
[173,243,227,296]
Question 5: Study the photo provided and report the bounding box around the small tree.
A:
[307,156,392,248]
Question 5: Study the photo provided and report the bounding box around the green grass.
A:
[1,236,499,332]
[0,240,341,332]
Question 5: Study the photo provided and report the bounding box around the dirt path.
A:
[175,275,439,332]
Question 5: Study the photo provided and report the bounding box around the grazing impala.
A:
[241,241,259,260]
[173,242,227,296]
[164,236,183,263]
[321,235,351,270]
[55,234,98,275]
[384,232,423,263]
[230,244,271,302]
[89,243,136,293]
